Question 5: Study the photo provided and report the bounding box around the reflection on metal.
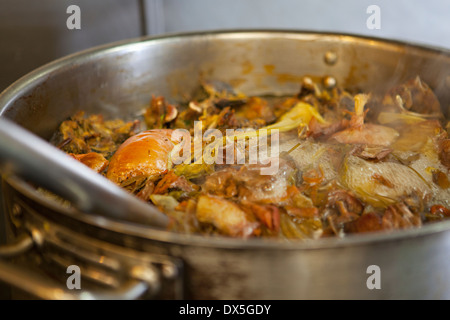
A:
[0,196,184,300]
[0,233,33,258]
[324,51,338,66]
[0,259,149,300]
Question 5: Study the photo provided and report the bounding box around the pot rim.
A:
[1,29,450,251]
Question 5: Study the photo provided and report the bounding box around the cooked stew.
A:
[51,76,450,239]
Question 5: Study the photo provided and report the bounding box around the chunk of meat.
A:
[382,76,441,115]
[70,152,108,173]
[381,202,422,230]
[136,180,155,201]
[326,189,363,218]
[350,145,392,161]
[196,195,258,237]
[307,117,349,140]
[324,189,363,236]
[202,159,296,203]
[284,206,319,219]
[240,200,280,232]
[202,168,238,198]
[346,202,422,233]
[330,124,399,147]
[153,171,197,194]
[345,212,384,234]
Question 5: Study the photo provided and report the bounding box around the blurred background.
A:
[1,0,450,93]
[0,0,449,298]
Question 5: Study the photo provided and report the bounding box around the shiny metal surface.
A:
[0,233,33,258]
[0,257,151,300]
[1,30,450,299]
[0,117,169,228]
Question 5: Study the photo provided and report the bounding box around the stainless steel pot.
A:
[1,30,450,299]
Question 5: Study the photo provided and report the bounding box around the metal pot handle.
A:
[0,117,169,228]
[0,233,153,300]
